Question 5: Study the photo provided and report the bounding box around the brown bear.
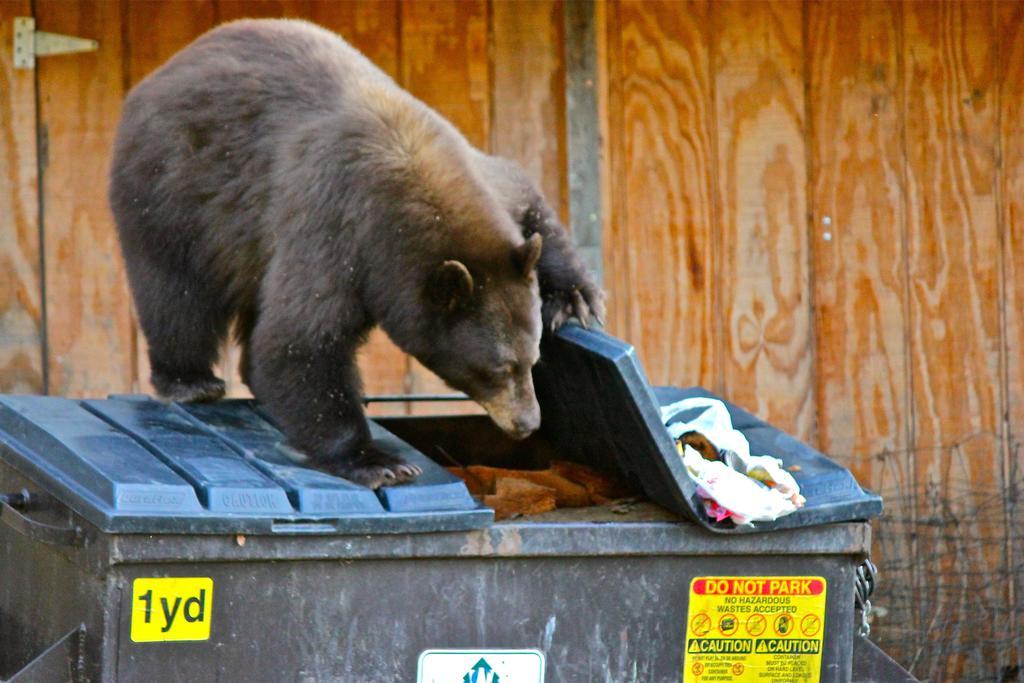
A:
[109,19,603,488]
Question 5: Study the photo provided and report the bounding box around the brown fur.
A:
[109,19,603,487]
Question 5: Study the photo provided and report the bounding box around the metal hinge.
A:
[13,17,99,70]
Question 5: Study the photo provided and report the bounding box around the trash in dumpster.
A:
[662,396,806,525]
[447,461,635,520]
[529,325,882,531]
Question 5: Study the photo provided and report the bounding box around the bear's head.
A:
[417,233,544,440]
[359,120,546,439]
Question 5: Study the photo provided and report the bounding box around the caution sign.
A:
[683,576,827,682]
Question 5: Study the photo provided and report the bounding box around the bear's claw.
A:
[544,282,606,332]
[323,446,423,489]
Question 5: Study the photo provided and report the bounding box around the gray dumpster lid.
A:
[0,395,490,535]
[0,326,881,537]
[532,325,883,533]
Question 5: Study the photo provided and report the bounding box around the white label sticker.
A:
[417,649,545,682]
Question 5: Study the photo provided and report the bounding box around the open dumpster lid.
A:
[0,395,490,535]
[532,325,883,533]
[0,326,880,536]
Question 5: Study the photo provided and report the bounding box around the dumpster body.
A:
[0,327,898,682]
[0,468,870,682]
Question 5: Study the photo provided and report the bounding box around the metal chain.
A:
[854,558,878,637]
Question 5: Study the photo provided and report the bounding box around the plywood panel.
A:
[712,0,813,440]
[604,0,717,390]
[491,0,567,222]
[400,0,490,414]
[214,0,315,22]
[902,1,1003,677]
[303,0,399,77]
[805,0,916,658]
[126,0,214,85]
[0,3,43,393]
[807,0,910,470]
[36,0,133,396]
[998,0,1024,666]
[400,0,490,150]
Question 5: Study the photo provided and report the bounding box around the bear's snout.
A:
[480,390,541,441]
[508,407,541,440]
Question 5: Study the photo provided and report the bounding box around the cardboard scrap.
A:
[448,461,634,520]
[483,478,557,520]
[548,460,633,503]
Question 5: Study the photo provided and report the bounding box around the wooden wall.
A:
[604,1,1023,679]
[0,1,1022,678]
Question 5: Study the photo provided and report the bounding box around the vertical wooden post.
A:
[491,0,568,222]
[563,0,603,285]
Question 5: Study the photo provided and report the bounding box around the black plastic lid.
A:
[532,325,883,532]
[0,395,490,535]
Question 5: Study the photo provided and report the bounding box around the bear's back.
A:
[126,19,393,124]
[109,17,506,323]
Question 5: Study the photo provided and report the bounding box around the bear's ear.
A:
[432,260,475,312]
[514,233,543,276]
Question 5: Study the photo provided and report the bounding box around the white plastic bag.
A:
[661,397,805,525]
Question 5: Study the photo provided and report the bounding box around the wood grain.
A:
[36,0,134,397]
[1002,1,1024,443]
[126,0,214,85]
[998,0,1024,666]
[400,0,490,150]
[604,0,717,390]
[805,0,917,658]
[491,0,567,222]
[712,0,813,441]
[806,0,910,471]
[0,2,44,393]
[400,0,490,414]
[902,1,1003,677]
[214,0,315,22]
[302,0,399,78]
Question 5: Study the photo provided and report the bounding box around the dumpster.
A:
[0,326,903,682]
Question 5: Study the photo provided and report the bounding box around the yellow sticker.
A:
[131,577,213,642]
[683,576,826,683]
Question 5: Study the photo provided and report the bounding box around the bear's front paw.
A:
[542,280,606,332]
[322,445,423,489]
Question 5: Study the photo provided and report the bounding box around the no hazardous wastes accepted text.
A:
[683,576,827,683]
